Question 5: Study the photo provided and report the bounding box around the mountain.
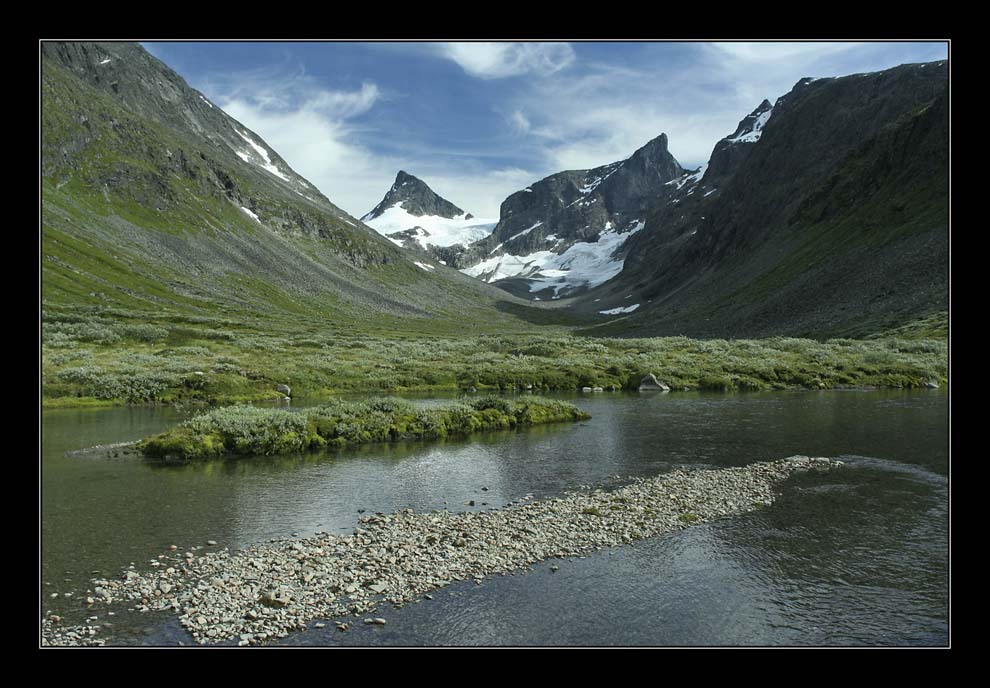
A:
[41,42,561,335]
[579,61,949,338]
[361,171,497,251]
[448,134,686,300]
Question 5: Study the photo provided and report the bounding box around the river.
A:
[40,389,948,646]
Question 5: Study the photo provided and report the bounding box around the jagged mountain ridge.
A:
[445,133,686,300]
[580,61,949,338]
[360,171,497,251]
[40,41,562,333]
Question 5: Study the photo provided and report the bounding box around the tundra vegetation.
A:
[41,303,948,409]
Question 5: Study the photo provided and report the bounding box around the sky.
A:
[143,41,948,219]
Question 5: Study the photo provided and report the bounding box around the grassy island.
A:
[138,396,591,461]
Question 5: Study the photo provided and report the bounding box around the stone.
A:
[207,540,218,546]
[276,384,291,397]
[638,374,670,392]
[924,379,940,389]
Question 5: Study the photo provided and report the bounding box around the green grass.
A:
[138,395,591,460]
[40,306,948,408]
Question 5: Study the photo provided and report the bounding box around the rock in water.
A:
[638,374,670,392]
[276,384,291,397]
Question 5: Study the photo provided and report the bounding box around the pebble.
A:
[40,457,841,647]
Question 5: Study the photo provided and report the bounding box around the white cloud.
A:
[435,43,575,79]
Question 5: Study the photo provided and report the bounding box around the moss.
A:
[678,513,700,523]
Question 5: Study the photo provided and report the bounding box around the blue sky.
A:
[143,41,948,219]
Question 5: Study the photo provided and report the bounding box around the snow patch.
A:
[669,163,708,190]
[240,207,260,223]
[98,58,112,65]
[507,221,543,242]
[199,95,214,108]
[235,131,291,182]
[414,261,436,272]
[363,203,496,249]
[599,304,640,315]
[727,107,773,144]
[462,221,645,296]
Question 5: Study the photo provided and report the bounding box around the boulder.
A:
[638,374,670,392]
[276,384,291,397]
[924,379,940,389]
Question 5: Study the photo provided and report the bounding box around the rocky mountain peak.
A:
[725,99,774,143]
[363,171,465,221]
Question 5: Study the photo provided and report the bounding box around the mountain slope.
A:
[361,171,497,251]
[580,61,948,338]
[41,42,574,335]
[449,134,686,300]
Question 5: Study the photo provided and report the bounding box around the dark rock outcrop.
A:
[363,171,465,221]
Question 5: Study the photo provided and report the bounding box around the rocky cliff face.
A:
[452,134,686,299]
[581,61,949,338]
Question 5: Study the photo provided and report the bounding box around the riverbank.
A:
[41,456,843,646]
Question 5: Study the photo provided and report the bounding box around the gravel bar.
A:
[41,456,842,646]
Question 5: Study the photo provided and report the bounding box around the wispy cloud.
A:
[202,63,541,218]
[708,41,867,63]
[433,42,576,79]
[507,109,531,135]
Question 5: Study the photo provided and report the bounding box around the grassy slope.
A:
[41,45,590,340]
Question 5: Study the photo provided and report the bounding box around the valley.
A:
[40,40,949,648]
